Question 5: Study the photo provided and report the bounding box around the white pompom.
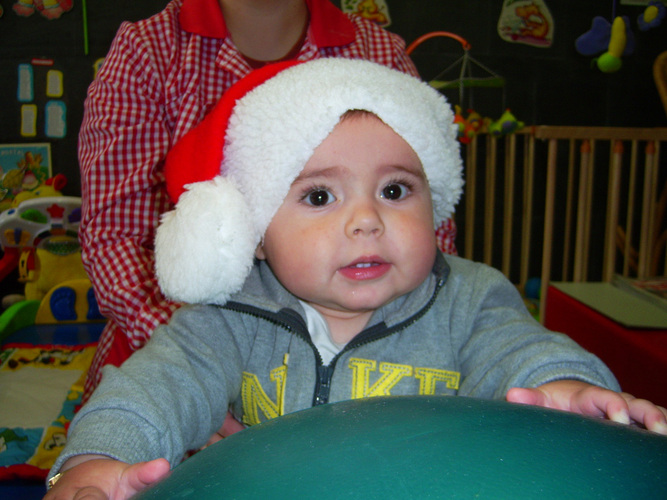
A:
[155,178,259,305]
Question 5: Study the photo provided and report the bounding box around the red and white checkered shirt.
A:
[80,0,456,398]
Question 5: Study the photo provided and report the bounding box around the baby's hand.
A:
[43,456,170,500]
[506,380,667,435]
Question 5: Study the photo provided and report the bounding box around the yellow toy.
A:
[488,109,525,136]
[20,241,88,302]
[595,16,627,73]
[453,106,474,144]
[638,1,666,31]
[466,109,486,135]
[10,173,66,207]
[0,177,87,304]
[575,2,639,74]
[34,278,100,323]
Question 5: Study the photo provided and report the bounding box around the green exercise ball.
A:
[135,396,667,499]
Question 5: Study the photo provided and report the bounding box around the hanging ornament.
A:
[406,32,520,141]
[13,0,73,20]
[575,1,636,74]
[498,0,554,48]
[340,0,391,28]
[637,0,665,31]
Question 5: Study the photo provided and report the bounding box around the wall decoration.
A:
[13,0,73,20]
[16,59,68,140]
[340,0,391,28]
[45,101,66,138]
[20,105,38,138]
[17,64,34,103]
[92,58,106,80]
[45,70,63,98]
[497,0,554,48]
[0,143,52,205]
[81,0,89,54]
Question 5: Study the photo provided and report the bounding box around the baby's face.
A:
[256,113,436,325]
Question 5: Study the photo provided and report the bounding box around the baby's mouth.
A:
[346,255,388,267]
[339,257,391,280]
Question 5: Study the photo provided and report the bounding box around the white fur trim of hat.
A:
[155,58,464,305]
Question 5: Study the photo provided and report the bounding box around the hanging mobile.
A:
[406,32,513,142]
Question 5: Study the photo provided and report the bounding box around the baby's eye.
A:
[381,183,409,201]
[302,188,336,207]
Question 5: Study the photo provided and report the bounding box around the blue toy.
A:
[524,276,542,299]
[638,1,666,31]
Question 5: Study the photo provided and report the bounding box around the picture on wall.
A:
[0,143,52,210]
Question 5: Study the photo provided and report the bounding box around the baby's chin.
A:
[315,289,416,317]
[303,300,377,319]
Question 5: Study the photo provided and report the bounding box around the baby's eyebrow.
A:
[295,163,426,184]
[293,166,343,183]
[388,163,427,179]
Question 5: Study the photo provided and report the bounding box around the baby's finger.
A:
[123,459,170,495]
[623,397,667,435]
[569,385,630,423]
[505,387,544,407]
[71,486,110,500]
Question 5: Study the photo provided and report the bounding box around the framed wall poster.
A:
[0,143,52,211]
[340,0,391,28]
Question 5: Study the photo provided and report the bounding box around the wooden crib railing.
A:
[455,126,667,313]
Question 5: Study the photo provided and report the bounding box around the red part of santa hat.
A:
[164,60,301,204]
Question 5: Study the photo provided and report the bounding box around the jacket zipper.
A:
[223,301,328,404]
[314,364,334,405]
[225,273,446,408]
[311,276,446,406]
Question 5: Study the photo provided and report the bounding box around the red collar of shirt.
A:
[178,0,355,48]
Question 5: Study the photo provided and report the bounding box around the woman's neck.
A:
[219,0,308,62]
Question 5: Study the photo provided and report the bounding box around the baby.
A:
[45,58,667,500]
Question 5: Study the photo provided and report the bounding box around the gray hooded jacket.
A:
[50,253,619,473]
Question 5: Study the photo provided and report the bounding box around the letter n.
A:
[241,366,287,426]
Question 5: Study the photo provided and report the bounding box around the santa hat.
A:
[155,58,463,305]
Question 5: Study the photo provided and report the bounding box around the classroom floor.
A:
[0,322,104,499]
